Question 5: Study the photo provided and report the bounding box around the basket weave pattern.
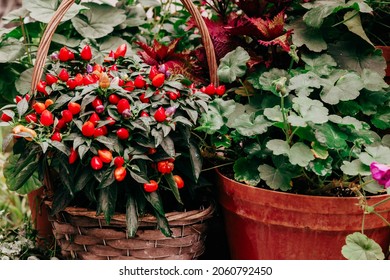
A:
[46,202,214,260]
[35,0,218,260]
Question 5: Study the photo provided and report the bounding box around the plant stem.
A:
[20,17,32,65]
[201,161,234,172]
[280,95,289,141]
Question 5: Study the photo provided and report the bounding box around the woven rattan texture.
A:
[47,203,214,260]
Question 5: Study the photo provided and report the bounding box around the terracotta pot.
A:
[27,187,53,246]
[376,46,390,84]
[216,170,390,260]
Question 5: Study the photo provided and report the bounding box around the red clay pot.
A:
[27,187,53,246]
[216,170,390,260]
[376,46,390,84]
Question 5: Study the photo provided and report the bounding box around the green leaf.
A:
[231,113,272,137]
[218,46,250,83]
[97,185,117,225]
[97,168,115,190]
[74,170,94,193]
[266,139,290,156]
[258,164,292,191]
[301,53,337,76]
[25,0,85,23]
[189,140,202,181]
[50,186,73,215]
[314,123,348,149]
[233,157,261,186]
[164,173,182,204]
[259,68,290,94]
[321,71,364,105]
[289,95,329,126]
[359,145,390,166]
[289,143,314,167]
[303,4,339,28]
[14,68,35,97]
[153,209,172,237]
[328,41,386,76]
[289,19,327,52]
[3,154,39,192]
[71,3,126,39]
[288,72,322,96]
[0,38,25,63]
[340,159,370,176]
[342,232,385,260]
[160,136,175,157]
[372,108,390,130]
[343,11,373,46]
[50,140,70,155]
[361,69,389,92]
[264,106,284,122]
[197,99,236,134]
[126,194,139,238]
[144,191,165,217]
[16,98,29,118]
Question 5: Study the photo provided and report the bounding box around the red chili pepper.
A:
[75,73,84,87]
[58,47,70,62]
[55,118,67,132]
[167,91,180,101]
[51,132,62,142]
[1,113,12,122]
[25,113,37,123]
[66,79,77,90]
[93,64,104,73]
[106,116,116,126]
[40,110,54,126]
[80,45,92,60]
[140,111,149,117]
[151,73,165,88]
[44,99,54,108]
[61,110,73,123]
[33,102,46,114]
[149,66,159,80]
[154,107,166,122]
[98,149,113,164]
[143,180,158,192]
[202,83,216,95]
[108,94,120,104]
[114,156,125,167]
[157,160,174,174]
[139,93,150,103]
[93,126,107,138]
[68,102,81,115]
[82,121,95,137]
[89,112,100,126]
[37,80,48,95]
[215,85,226,96]
[45,73,58,86]
[134,75,146,89]
[114,166,127,182]
[114,43,127,59]
[90,156,103,170]
[173,175,184,189]
[83,74,96,85]
[116,128,130,140]
[58,68,70,82]
[124,80,135,91]
[117,99,130,114]
[69,148,78,164]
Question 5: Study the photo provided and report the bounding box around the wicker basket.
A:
[31,0,218,260]
[45,201,214,260]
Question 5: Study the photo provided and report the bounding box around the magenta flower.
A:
[370,162,390,188]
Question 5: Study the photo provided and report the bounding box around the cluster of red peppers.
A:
[1,43,209,194]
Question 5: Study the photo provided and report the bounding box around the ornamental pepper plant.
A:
[0,43,214,237]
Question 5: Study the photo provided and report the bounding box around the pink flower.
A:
[370,162,390,188]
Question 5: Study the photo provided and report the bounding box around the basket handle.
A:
[30,0,218,95]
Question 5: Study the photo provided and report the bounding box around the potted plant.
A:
[195,0,390,259]
[0,0,218,260]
